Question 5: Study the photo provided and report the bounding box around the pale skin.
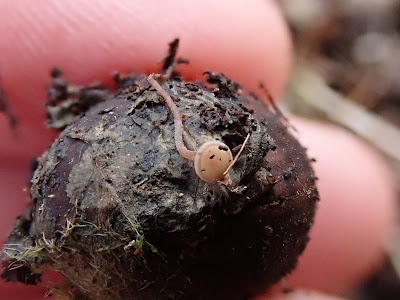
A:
[0,1,396,299]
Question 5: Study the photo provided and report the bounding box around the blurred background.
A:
[277,0,400,299]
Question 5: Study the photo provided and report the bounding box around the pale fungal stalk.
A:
[147,74,196,160]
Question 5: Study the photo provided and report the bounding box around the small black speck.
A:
[264,225,273,235]
[210,154,215,159]
[51,67,62,78]
[218,145,229,151]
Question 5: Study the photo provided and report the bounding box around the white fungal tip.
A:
[194,141,233,182]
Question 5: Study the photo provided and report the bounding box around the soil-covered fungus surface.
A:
[1,45,319,300]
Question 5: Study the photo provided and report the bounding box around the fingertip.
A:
[288,118,397,292]
[272,290,348,300]
[177,0,292,95]
[2,0,291,93]
[253,286,347,300]
[1,0,291,162]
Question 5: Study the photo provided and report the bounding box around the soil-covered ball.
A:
[1,71,318,300]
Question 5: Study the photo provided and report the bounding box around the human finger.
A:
[0,0,291,162]
[0,1,292,298]
[288,118,397,292]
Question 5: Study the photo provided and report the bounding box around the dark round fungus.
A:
[1,53,319,300]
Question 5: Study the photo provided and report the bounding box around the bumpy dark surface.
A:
[1,72,319,300]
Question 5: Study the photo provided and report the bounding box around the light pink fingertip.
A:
[288,118,397,292]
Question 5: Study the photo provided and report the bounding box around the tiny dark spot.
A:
[218,145,229,151]
[266,173,278,184]
[264,226,273,236]
[172,96,181,102]
[283,287,294,294]
[29,158,39,182]
[51,67,62,78]
[219,158,222,161]
[283,171,292,180]
[220,196,227,205]
[209,154,215,159]
[185,82,199,91]
[105,178,113,184]
[201,169,206,172]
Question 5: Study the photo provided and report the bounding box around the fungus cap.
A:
[194,140,233,182]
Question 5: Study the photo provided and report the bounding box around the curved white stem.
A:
[148,74,196,160]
